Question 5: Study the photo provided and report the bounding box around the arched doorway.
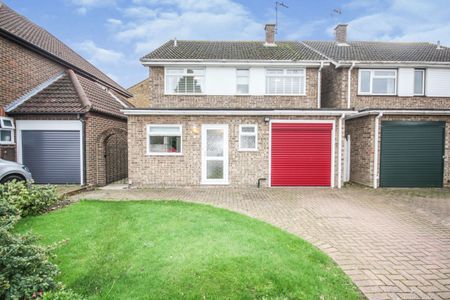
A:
[97,128,128,186]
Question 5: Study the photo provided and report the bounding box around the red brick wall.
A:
[0,37,64,107]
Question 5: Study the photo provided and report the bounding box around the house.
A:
[123,24,356,188]
[0,3,133,186]
[305,24,450,188]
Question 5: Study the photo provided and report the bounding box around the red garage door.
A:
[271,122,332,186]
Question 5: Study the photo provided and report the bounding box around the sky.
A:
[4,0,450,88]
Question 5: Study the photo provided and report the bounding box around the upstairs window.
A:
[239,125,257,151]
[266,68,306,95]
[165,68,204,94]
[414,69,425,96]
[358,69,397,95]
[236,69,249,94]
[0,117,14,145]
[147,125,182,155]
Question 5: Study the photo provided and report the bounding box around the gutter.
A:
[121,109,357,116]
[346,109,450,120]
[141,60,330,67]
[317,61,324,108]
[347,62,356,109]
[373,112,383,189]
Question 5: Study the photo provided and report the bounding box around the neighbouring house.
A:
[0,3,133,186]
[305,24,450,188]
[128,78,151,107]
[123,24,356,188]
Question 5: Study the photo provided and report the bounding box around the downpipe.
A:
[338,113,345,188]
[373,112,383,188]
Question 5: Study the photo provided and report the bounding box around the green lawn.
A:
[16,200,361,299]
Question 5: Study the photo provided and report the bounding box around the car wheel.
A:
[0,174,25,184]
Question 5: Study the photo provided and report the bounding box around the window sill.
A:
[0,142,15,146]
[200,181,230,185]
[146,153,183,156]
[357,94,397,97]
[164,93,206,96]
[264,94,307,97]
[238,149,258,152]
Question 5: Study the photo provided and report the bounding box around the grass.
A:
[16,200,361,300]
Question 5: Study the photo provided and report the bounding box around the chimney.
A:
[264,24,276,46]
[335,24,348,44]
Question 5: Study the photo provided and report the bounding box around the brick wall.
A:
[85,112,127,186]
[128,78,150,108]
[147,67,319,109]
[321,66,347,108]
[346,114,450,187]
[0,37,64,107]
[345,116,375,186]
[127,115,345,187]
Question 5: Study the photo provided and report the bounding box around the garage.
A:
[17,120,83,184]
[271,122,333,186]
[380,121,445,187]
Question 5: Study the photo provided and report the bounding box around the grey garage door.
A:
[22,130,81,184]
[380,121,445,187]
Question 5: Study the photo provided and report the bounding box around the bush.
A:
[0,198,59,300]
[0,182,59,217]
[42,286,84,300]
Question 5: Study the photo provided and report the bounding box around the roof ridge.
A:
[67,69,91,110]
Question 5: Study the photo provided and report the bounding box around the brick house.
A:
[0,3,133,186]
[305,25,450,188]
[124,24,356,188]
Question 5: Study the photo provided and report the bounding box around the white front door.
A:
[201,124,229,185]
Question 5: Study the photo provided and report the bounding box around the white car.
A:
[0,159,33,184]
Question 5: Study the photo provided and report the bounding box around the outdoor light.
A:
[192,125,199,134]
[264,117,270,123]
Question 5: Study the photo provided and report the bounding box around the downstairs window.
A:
[147,125,182,155]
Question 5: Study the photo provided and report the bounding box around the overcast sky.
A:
[4,0,450,88]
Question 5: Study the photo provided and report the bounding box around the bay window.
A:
[0,117,14,145]
[266,68,305,95]
[165,68,204,94]
[358,69,397,95]
[147,125,182,155]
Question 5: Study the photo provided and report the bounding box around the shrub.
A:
[0,198,59,300]
[0,182,59,217]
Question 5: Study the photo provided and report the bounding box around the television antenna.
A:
[275,1,289,33]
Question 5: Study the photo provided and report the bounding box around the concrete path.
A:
[73,186,450,300]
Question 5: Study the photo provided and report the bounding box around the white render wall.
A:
[397,68,415,97]
[426,68,450,97]
[202,67,267,95]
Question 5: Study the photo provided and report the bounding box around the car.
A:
[0,159,33,184]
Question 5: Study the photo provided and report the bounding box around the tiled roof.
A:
[303,41,450,63]
[9,71,132,118]
[10,73,86,114]
[0,2,131,96]
[141,40,327,61]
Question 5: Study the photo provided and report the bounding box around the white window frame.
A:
[265,68,306,95]
[164,67,205,95]
[358,69,397,95]
[236,68,250,95]
[239,124,258,151]
[147,124,183,156]
[414,69,425,96]
[0,117,15,145]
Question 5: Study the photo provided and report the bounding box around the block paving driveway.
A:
[74,186,450,300]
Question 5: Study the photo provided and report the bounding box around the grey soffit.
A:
[303,41,450,63]
[141,40,327,61]
[22,130,81,184]
[0,3,130,96]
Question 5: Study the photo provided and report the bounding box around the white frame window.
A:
[236,69,250,94]
[266,68,306,95]
[358,69,397,95]
[0,117,15,145]
[239,124,258,151]
[165,67,205,95]
[147,125,182,156]
[414,69,425,96]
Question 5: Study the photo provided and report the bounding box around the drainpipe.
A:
[347,62,356,109]
[78,114,86,186]
[373,112,383,189]
[317,61,324,108]
[338,113,345,188]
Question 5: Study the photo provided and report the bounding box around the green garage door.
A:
[380,121,445,187]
